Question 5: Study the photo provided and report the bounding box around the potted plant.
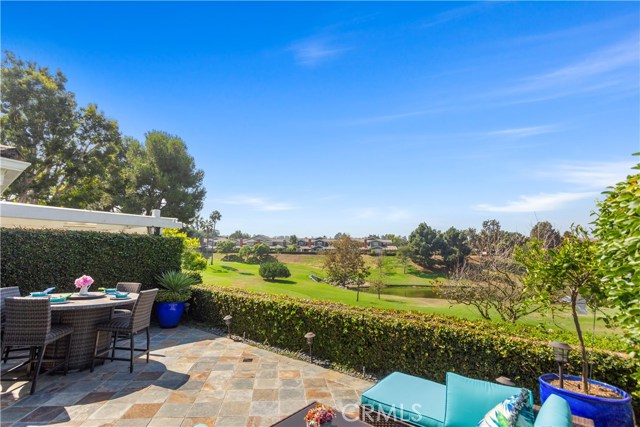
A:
[156,270,197,328]
[515,226,634,427]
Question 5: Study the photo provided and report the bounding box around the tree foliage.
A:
[117,132,205,224]
[408,222,441,269]
[216,240,236,254]
[1,51,125,209]
[515,227,604,392]
[162,229,207,272]
[259,261,291,281]
[323,236,369,301]
[529,221,562,249]
[229,230,250,240]
[593,159,640,349]
[440,227,471,270]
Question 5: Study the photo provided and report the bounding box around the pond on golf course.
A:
[362,285,443,299]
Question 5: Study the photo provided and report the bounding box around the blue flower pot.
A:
[539,374,634,427]
[156,302,185,328]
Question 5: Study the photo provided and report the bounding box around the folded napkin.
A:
[43,287,56,294]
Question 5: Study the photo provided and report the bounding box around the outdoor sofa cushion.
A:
[361,372,446,427]
[533,394,572,427]
[443,372,534,427]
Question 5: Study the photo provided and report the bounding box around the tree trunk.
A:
[356,284,360,302]
[403,259,406,274]
[571,290,589,393]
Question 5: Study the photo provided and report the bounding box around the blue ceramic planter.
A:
[156,301,185,328]
[539,374,634,427]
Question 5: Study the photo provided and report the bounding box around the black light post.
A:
[304,332,315,359]
[550,341,571,389]
[223,315,232,338]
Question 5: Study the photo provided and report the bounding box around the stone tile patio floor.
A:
[0,325,373,427]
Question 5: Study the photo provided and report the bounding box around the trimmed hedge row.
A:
[191,285,639,412]
[1,229,183,294]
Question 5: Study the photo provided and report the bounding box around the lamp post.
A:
[304,332,315,360]
[223,315,232,339]
[550,341,571,389]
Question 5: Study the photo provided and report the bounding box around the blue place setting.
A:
[30,292,48,297]
[114,292,129,299]
[103,288,118,294]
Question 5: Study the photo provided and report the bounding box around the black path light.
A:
[495,376,516,386]
[304,332,316,359]
[223,315,232,338]
[550,341,571,389]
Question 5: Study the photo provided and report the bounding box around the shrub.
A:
[191,285,639,412]
[185,271,203,284]
[1,229,182,294]
[156,270,197,303]
[163,229,207,271]
[259,261,291,281]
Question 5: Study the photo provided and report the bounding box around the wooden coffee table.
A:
[271,401,372,427]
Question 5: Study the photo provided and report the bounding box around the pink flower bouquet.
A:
[74,275,94,289]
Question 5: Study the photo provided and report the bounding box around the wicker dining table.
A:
[47,292,139,370]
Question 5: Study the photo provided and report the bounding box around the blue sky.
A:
[3,2,639,237]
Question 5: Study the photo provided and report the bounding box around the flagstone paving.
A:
[0,325,373,426]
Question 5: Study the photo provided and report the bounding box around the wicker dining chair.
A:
[0,287,21,324]
[0,298,73,394]
[0,287,28,362]
[112,282,142,317]
[91,288,158,373]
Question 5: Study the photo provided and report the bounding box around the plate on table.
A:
[68,292,106,300]
[110,296,131,300]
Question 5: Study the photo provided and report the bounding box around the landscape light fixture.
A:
[304,332,316,359]
[223,315,232,338]
[550,341,571,389]
[495,376,516,387]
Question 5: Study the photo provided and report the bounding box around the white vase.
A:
[79,286,90,296]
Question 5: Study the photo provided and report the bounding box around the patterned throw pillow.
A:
[477,389,535,427]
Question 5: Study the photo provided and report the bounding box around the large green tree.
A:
[1,51,124,208]
[118,132,205,224]
[440,227,471,271]
[408,222,441,268]
[594,159,640,348]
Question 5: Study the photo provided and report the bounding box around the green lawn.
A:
[201,254,619,338]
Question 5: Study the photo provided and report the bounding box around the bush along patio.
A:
[1,229,183,293]
[190,285,639,418]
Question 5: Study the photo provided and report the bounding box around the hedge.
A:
[191,285,639,414]
[1,229,183,294]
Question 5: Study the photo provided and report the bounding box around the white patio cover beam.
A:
[0,202,183,234]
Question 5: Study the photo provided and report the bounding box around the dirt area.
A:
[550,379,622,399]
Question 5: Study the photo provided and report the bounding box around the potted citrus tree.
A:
[515,226,634,427]
[156,271,197,328]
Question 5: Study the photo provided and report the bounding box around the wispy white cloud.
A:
[475,192,598,213]
[288,35,350,67]
[506,35,639,97]
[419,2,500,29]
[537,160,636,189]
[221,196,296,212]
[483,125,560,140]
[341,109,446,126]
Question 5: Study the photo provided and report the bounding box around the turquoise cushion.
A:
[443,373,533,427]
[361,372,446,427]
[534,394,572,427]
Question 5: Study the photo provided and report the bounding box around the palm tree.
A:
[209,210,222,237]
